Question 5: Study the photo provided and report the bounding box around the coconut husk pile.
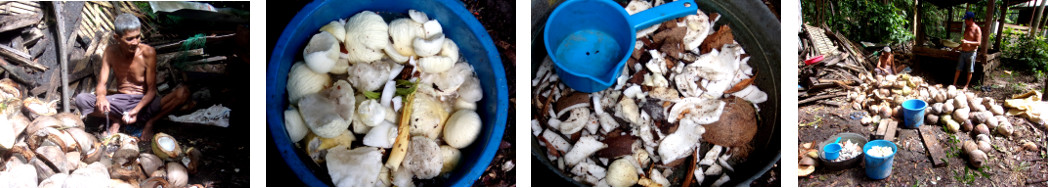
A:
[0,81,204,187]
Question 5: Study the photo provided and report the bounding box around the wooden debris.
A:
[0,13,42,33]
[918,126,947,167]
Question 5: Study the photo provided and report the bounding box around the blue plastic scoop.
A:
[544,0,697,92]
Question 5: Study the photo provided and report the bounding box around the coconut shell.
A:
[1024,142,1039,151]
[975,124,990,136]
[166,162,188,187]
[967,149,987,168]
[35,145,72,173]
[185,147,203,174]
[109,163,145,182]
[26,115,60,139]
[30,157,56,181]
[595,134,637,158]
[926,114,940,125]
[140,177,170,188]
[978,141,992,153]
[962,120,974,132]
[64,128,96,153]
[998,122,1014,137]
[703,97,758,153]
[944,100,955,113]
[139,153,164,175]
[151,133,183,161]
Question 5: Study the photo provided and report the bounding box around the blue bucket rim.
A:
[902,99,927,111]
[266,0,509,186]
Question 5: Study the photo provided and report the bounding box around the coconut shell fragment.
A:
[595,134,637,158]
[703,97,757,151]
[699,25,733,54]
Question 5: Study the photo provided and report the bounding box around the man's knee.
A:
[74,93,95,107]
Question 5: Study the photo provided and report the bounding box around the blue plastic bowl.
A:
[823,143,842,160]
[266,0,508,186]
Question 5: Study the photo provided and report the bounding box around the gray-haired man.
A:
[74,13,189,140]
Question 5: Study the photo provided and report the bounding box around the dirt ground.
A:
[799,64,1048,187]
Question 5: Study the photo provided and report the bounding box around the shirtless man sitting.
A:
[74,13,189,140]
[875,47,901,75]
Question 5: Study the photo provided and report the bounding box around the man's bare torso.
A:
[961,22,981,52]
[105,43,154,95]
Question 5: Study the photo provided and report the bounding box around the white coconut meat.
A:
[658,118,706,164]
[347,60,393,92]
[667,97,726,124]
[363,121,397,148]
[420,61,474,97]
[357,99,386,127]
[284,107,309,142]
[559,108,590,135]
[444,110,482,148]
[325,80,357,125]
[302,32,340,74]
[409,93,450,139]
[344,11,389,63]
[388,18,423,57]
[286,63,331,104]
[564,136,607,166]
[440,145,461,174]
[418,56,455,73]
[414,34,446,57]
[441,40,460,62]
[297,93,350,138]
[327,146,384,186]
[683,10,711,53]
[319,19,347,42]
[403,136,444,179]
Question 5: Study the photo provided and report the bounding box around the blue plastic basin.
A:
[266,0,508,186]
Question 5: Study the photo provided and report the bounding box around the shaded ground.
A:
[799,64,1048,187]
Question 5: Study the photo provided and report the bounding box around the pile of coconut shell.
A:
[0,78,204,187]
[847,73,1013,167]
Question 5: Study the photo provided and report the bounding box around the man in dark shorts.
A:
[74,13,189,140]
[953,11,981,90]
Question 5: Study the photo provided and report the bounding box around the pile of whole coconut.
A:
[848,73,1010,167]
[0,78,204,187]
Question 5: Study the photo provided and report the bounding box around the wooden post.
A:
[53,2,70,113]
[980,0,996,58]
[995,2,1008,49]
[1033,0,1047,35]
[948,6,954,38]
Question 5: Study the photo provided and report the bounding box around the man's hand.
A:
[123,110,138,124]
[96,97,110,114]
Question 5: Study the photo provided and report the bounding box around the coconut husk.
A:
[54,112,84,129]
[699,25,734,54]
[185,147,203,174]
[553,92,589,116]
[109,163,145,183]
[34,145,73,173]
[140,177,170,188]
[139,153,164,175]
[702,97,757,157]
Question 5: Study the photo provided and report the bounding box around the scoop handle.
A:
[627,0,698,31]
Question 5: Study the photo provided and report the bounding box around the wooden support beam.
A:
[919,126,947,167]
[979,0,995,57]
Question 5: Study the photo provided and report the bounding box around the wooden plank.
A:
[918,126,948,167]
[0,13,42,33]
[0,44,46,71]
[873,119,889,140]
[884,119,898,141]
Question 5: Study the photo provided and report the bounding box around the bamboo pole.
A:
[53,1,70,112]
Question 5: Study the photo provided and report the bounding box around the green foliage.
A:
[801,0,914,44]
[997,27,1048,73]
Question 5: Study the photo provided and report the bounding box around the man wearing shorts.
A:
[953,11,981,90]
[74,13,189,140]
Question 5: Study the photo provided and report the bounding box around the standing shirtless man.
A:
[953,11,981,90]
[74,13,189,140]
